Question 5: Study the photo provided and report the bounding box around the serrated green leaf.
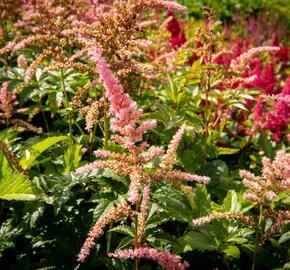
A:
[109,225,134,237]
[0,172,41,201]
[176,230,217,253]
[193,184,211,217]
[154,187,193,222]
[0,220,22,253]
[93,199,115,221]
[19,136,70,169]
[0,154,42,201]
[0,172,42,200]
[221,190,241,212]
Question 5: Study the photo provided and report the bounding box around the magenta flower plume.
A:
[109,247,189,270]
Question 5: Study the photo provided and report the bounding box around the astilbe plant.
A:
[75,48,209,269]
[192,150,290,270]
[0,81,42,133]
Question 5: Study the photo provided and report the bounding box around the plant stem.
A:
[204,72,210,137]
[103,90,109,149]
[74,118,85,136]
[60,69,68,108]
[106,221,113,254]
[60,69,72,134]
[134,199,140,270]
[103,89,113,252]
[203,70,211,159]
[252,205,263,270]
[88,124,97,161]
[41,107,49,131]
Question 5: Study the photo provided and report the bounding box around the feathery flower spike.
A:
[109,247,189,270]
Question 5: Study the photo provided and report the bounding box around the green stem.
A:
[88,124,97,161]
[74,117,85,136]
[41,107,49,132]
[60,69,72,134]
[36,83,49,132]
[103,89,113,252]
[103,90,109,150]
[60,69,69,107]
[252,205,263,270]
[106,221,113,254]
[134,199,140,270]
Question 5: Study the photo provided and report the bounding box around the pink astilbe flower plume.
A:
[160,124,186,170]
[0,82,42,133]
[77,201,130,263]
[240,150,290,205]
[91,47,156,151]
[76,49,209,267]
[230,46,280,74]
[109,247,189,270]
[0,82,28,119]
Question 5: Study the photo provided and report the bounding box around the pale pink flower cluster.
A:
[140,147,165,162]
[69,48,88,62]
[137,183,151,244]
[77,201,130,263]
[192,212,255,227]
[0,82,28,119]
[94,149,135,163]
[147,0,186,13]
[160,124,185,170]
[80,98,101,132]
[109,247,189,270]
[240,150,290,204]
[153,170,210,184]
[12,35,56,53]
[128,166,142,204]
[263,210,290,242]
[230,46,280,73]
[17,55,28,69]
[91,47,157,151]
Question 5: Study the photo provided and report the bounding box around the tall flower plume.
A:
[76,48,209,267]
[91,47,156,151]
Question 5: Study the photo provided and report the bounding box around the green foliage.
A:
[19,136,70,170]
[0,153,42,201]
[174,189,256,267]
